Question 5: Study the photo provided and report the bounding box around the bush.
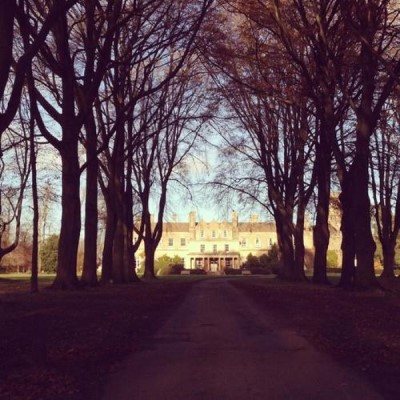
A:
[224,267,242,275]
[187,268,207,275]
[326,250,339,268]
[0,235,33,273]
[170,264,184,274]
[40,235,59,273]
[242,246,281,274]
[155,254,184,275]
[266,244,280,265]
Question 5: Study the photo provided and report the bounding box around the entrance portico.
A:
[186,252,241,273]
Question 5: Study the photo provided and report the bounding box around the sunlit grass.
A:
[0,272,55,282]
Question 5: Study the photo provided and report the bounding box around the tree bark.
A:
[143,240,156,280]
[339,138,378,289]
[51,141,81,289]
[81,111,98,287]
[101,194,115,284]
[313,138,331,284]
[112,215,126,283]
[338,186,356,288]
[294,219,306,281]
[381,242,395,278]
[30,114,39,293]
[0,0,15,99]
[352,136,378,288]
[274,211,295,280]
[124,164,140,282]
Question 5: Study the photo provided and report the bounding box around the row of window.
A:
[199,230,229,239]
[166,238,273,249]
[168,238,186,247]
[200,244,229,252]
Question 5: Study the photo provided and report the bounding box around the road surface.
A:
[102,279,382,400]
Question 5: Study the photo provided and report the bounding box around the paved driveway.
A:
[102,279,382,400]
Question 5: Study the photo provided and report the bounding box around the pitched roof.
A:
[238,222,275,232]
[163,222,190,232]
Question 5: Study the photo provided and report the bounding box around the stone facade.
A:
[136,212,279,273]
[135,200,342,273]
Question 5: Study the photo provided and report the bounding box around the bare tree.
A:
[0,0,77,134]
[370,98,400,278]
[201,2,317,280]
[133,61,208,279]
[27,0,124,288]
[97,0,214,283]
[0,122,30,264]
[333,1,400,288]
[208,0,400,288]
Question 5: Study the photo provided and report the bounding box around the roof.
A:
[161,221,276,233]
[238,222,275,233]
[163,222,190,232]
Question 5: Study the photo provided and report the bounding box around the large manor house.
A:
[137,206,342,273]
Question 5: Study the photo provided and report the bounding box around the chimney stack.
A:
[250,214,259,223]
[232,210,238,227]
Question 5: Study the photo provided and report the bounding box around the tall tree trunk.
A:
[30,115,39,293]
[338,184,356,287]
[81,111,98,287]
[110,124,132,283]
[381,241,395,278]
[52,142,81,289]
[294,175,307,280]
[112,215,125,283]
[294,218,306,281]
[339,138,378,289]
[313,139,331,284]
[101,195,115,284]
[124,172,140,282]
[274,212,297,280]
[143,239,156,279]
[338,33,380,289]
[352,135,378,288]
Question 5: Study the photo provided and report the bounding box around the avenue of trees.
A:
[1,0,400,291]
[203,0,400,288]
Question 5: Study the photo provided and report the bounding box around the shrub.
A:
[40,234,59,273]
[170,264,184,274]
[267,244,280,265]
[155,254,184,275]
[224,267,242,275]
[1,241,32,273]
[155,254,172,275]
[188,268,207,275]
[242,245,281,274]
[326,250,339,268]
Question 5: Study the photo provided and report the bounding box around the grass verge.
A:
[0,277,197,400]
[230,277,400,400]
